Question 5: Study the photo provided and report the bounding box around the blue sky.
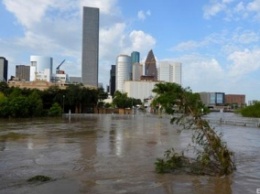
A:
[1,0,260,102]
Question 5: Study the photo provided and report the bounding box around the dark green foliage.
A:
[98,87,108,100]
[0,81,99,117]
[48,103,62,117]
[152,82,235,176]
[113,91,141,108]
[239,102,260,117]
[27,175,52,183]
[0,87,44,118]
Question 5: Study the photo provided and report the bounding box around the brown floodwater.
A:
[0,113,259,194]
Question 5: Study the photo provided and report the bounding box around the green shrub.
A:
[48,103,62,117]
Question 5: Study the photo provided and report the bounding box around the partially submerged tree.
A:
[152,82,235,176]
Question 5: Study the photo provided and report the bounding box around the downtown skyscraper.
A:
[144,50,157,81]
[82,7,99,87]
[0,57,8,82]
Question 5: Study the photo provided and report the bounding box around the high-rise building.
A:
[144,49,157,80]
[116,55,131,92]
[109,65,116,96]
[16,65,30,81]
[158,61,182,85]
[30,56,53,82]
[131,51,140,65]
[82,6,99,87]
[0,57,8,82]
[132,62,143,81]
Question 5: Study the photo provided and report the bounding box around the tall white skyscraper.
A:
[116,55,131,92]
[158,61,182,85]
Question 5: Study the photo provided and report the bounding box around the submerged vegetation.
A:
[27,175,52,183]
[0,132,29,141]
[152,82,235,176]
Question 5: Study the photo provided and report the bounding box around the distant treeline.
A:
[0,82,99,118]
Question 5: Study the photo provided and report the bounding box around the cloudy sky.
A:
[1,0,260,102]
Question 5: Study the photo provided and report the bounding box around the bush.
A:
[240,102,260,117]
[48,103,62,117]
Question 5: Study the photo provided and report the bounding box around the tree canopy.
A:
[0,82,99,118]
[112,91,142,109]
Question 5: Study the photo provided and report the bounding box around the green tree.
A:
[0,92,7,104]
[28,90,44,117]
[113,91,132,108]
[0,82,9,95]
[48,103,62,117]
[9,96,30,117]
[98,87,108,100]
[152,82,235,176]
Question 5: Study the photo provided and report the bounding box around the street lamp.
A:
[63,95,65,113]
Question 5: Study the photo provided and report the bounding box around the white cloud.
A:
[137,10,151,21]
[247,0,260,12]
[174,40,205,51]
[203,1,227,19]
[129,30,156,52]
[232,31,259,44]
[234,1,245,13]
[227,48,260,77]
[169,54,225,92]
[203,0,260,21]
[3,0,54,28]
[99,23,126,60]
[80,0,119,15]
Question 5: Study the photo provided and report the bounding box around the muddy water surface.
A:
[0,114,259,194]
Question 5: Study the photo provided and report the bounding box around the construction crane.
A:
[56,59,65,74]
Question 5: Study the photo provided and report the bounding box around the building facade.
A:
[131,51,140,64]
[171,62,182,85]
[132,62,143,81]
[199,92,225,107]
[124,80,159,102]
[82,6,99,87]
[116,55,131,92]
[225,94,246,108]
[144,50,157,81]
[30,56,53,82]
[16,65,30,81]
[158,61,182,85]
[0,57,8,82]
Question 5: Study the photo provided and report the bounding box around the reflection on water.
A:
[0,114,259,194]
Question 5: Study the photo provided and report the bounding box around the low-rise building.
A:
[225,94,246,108]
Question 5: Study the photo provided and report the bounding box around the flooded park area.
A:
[0,113,260,194]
